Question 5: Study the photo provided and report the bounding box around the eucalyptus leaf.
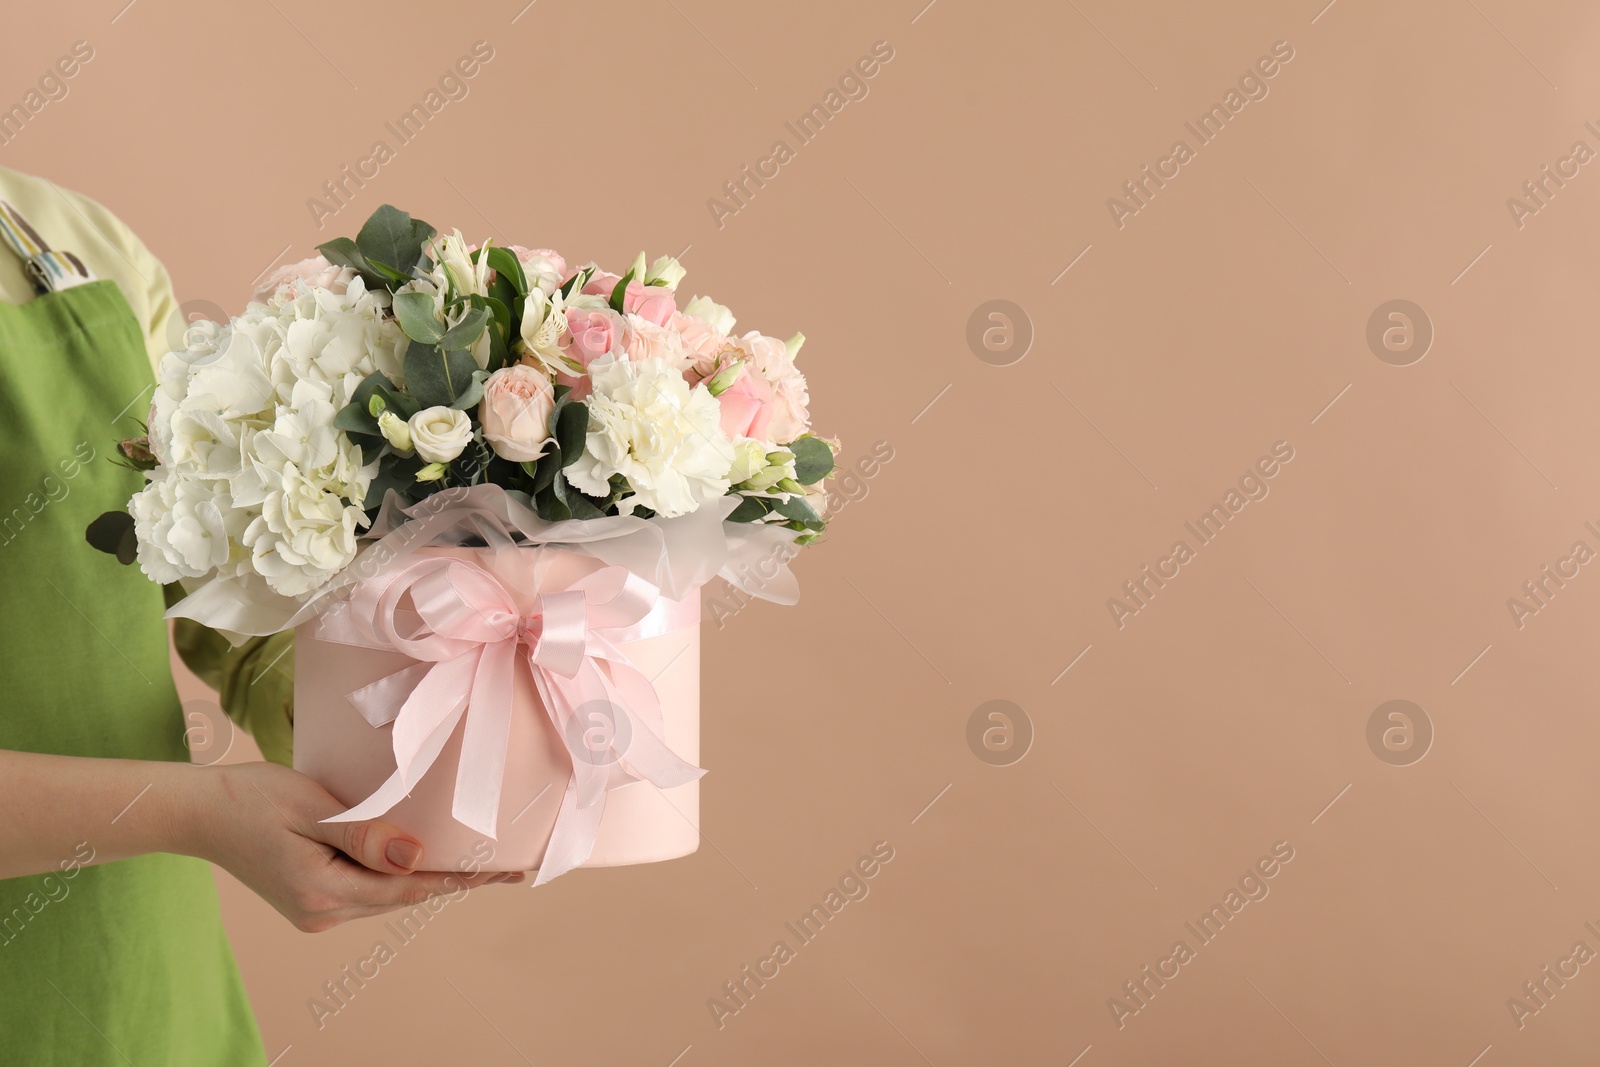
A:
[316,237,368,272]
[554,472,604,519]
[451,369,492,411]
[404,341,479,408]
[364,460,421,510]
[356,205,435,279]
[529,449,561,493]
[726,496,772,523]
[393,291,444,344]
[334,401,380,436]
[351,370,418,419]
[85,510,136,560]
[440,305,489,350]
[536,473,573,521]
[789,436,834,485]
[772,494,820,524]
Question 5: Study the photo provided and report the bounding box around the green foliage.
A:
[356,205,436,280]
[404,340,479,408]
[85,510,137,564]
[789,435,834,484]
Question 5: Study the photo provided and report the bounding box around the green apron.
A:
[0,211,266,1064]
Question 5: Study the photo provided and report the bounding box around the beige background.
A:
[11,0,1600,1062]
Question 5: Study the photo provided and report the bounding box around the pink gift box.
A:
[293,544,701,875]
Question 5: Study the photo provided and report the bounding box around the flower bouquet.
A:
[87,205,832,883]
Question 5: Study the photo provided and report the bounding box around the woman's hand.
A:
[188,761,522,932]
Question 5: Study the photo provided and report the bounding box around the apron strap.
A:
[0,199,97,295]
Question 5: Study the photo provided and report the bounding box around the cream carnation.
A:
[564,355,733,518]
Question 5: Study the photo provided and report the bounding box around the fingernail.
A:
[386,840,422,870]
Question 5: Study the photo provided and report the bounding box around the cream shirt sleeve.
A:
[0,165,294,765]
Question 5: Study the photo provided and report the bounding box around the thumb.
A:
[309,817,425,874]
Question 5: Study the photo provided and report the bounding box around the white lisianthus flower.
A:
[735,449,797,494]
[726,438,768,485]
[408,406,474,464]
[683,295,735,336]
[377,410,413,452]
[565,355,733,518]
[644,255,686,290]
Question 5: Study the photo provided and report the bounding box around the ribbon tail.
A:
[451,640,518,840]
[595,656,705,789]
[320,695,466,826]
[346,661,434,727]
[533,773,607,887]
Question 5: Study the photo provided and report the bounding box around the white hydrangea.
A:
[565,355,734,518]
[133,274,392,597]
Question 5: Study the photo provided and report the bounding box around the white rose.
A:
[565,355,733,518]
[408,406,474,464]
[683,295,735,336]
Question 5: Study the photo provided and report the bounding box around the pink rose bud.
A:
[478,365,557,463]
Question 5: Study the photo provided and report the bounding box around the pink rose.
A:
[253,255,356,303]
[562,308,624,367]
[729,332,810,443]
[508,245,567,292]
[715,360,776,442]
[557,308,626,399]
[478,365,556,462]
[582,270,621,296]
[672,311,732,381]
[621,315,692,371]
[625,282,676,326]
[581,273,676,326]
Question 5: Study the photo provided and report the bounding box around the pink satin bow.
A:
[313,553,703,885]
